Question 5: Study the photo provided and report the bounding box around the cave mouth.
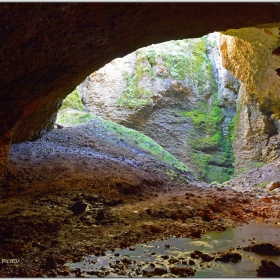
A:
[55,31,238,185]
[2,25,280,278]
[55,26,280,186]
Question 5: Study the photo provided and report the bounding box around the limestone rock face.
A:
[1,3,280,178]
[219,28,280,174]
[80,52,137,123]
[80,34,239,182]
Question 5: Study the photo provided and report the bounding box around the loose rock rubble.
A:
[0,125,280,277]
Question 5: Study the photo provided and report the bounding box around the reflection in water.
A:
[67,221,280,277]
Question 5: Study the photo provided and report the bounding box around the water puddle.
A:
[66,221,280,277]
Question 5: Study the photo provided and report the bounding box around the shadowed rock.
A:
[257,260,280,277]
[215,252,242,263]
[243,242,280,256]
[69,201,88,214]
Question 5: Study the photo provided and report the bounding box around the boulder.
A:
[257,260,280,277]
[266,181,280,192]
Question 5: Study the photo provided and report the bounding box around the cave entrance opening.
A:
[55,31,239,185]
[55,26,280,185]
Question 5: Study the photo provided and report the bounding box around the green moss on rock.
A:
[82,35,238,183]
[117,36,218,110]
[189,151,213,179]
[116,72,153,109]
[185,100,235,183]
[59,87,84,112]
[206,166,232,183]
[57,109,95,126]
[116,35,235,183]
[228,116,236,141]
[86,114,194,176]
[57,87,92,126]
[235,167,249,176]
[188,131,222,151]
[235,161,266,177]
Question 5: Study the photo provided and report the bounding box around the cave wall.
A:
[1,3,280,178]
[219,28,280,174]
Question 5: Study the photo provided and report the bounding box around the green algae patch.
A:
[189,151,213,180]
[56,87,94,126]
[257,181,270,188]
[190,131,222,150]
[184,105,223,132]
[206,165,233,184]
[253,162,266,168]
[235,161,266,177]
[234,167,250,177]
[56,87,91,126]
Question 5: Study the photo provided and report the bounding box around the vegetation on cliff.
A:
[57,110,95,126]
[182,98,234,183]
[59,87,84,111]
[117,36,217,110]
[56,87,94,126]
[116,72,154,109]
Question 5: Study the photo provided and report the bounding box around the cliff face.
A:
[80,34,240,183]
[79,27,280,182]
[219,28,280,174]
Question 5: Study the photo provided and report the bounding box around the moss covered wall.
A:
[183,100,234,183]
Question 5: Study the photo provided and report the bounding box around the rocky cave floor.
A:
[0,125,280,277]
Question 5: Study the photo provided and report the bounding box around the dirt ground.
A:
[0,125,280,277]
